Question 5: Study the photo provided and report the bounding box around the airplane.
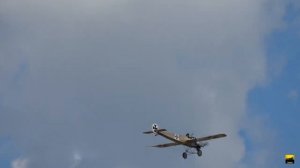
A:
[143,123,227,159]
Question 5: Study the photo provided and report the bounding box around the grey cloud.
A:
[0,0,286,168]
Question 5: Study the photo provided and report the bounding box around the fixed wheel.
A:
[197,150,202,157]
[182,152,187,159]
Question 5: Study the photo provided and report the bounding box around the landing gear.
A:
[182,147,203,159]
[196,145,202,157]
[182,152,187,159]
[197,150,202,157]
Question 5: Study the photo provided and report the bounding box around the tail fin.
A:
[152,123,159,134]
[143,123,166,135]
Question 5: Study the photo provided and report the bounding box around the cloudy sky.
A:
[0,0,299,168]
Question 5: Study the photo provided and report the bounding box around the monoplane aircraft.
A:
[143,123,227,159]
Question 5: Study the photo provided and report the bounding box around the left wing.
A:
[151,142,181,148]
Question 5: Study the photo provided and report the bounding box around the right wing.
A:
[193,133,227,142]
[151,142,180,148]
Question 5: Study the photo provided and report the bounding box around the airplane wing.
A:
[188,133,227,142]
[151,142,181,148]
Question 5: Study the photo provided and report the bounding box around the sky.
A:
[0,0,299,168]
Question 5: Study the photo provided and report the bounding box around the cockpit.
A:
[186,133,196,139]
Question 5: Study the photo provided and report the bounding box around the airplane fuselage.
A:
[157,130,197,148]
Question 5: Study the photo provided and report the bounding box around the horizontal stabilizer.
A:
[143,131,153,134]
[143,128,167,134]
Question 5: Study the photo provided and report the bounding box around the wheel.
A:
[197,150,202,157]
[182,152,187,159]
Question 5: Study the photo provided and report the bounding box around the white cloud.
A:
[71,151,82,168]
[11,158,29,168]
[241,114,279,168]
[0,0,288,168]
